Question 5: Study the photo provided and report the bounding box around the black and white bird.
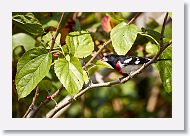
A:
[102,54,169,76]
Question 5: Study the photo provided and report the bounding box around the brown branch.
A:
[23,87,39,118]
[127,12,142,25]
[49,12,65,51]
[160,12,168,48]
[83,39,111,69]
[28,86,63,118]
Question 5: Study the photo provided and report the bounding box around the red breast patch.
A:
[115,61,121,72]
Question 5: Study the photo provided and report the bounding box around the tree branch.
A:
[28,86,63,118]
[83,39,111,69]
[49,12,65,51]
[47,12,171,118]
[23,87,39,118]
[127,12,142,25]
[160,12,168,48]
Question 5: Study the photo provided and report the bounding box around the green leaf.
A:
[156,46,172,93]
[42,31,61,49]
[110,22,140,55]
[15,48,52,99]
[140,28,161,45]
[12,33,36,51]
[38,80,54,91]
[145,42,159,56]
[83,70,89,84]
[66,30,94,58]
[95,60,113,69]
[168,12,172,18]
[87,60,114,76]
[12,13,44,35]
[54,56,84,96]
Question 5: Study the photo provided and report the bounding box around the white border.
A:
[0,0,184,130]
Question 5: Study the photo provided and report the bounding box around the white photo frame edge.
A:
[0,0,184,130]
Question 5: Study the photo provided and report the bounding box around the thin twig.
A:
[127,12,142,25]
[83,39,111,69]
[23,87,39,118]
[28,86,63,118]
[49,12,64,51]
[160,12,168,48]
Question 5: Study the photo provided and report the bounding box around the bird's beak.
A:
[102,56,108,62]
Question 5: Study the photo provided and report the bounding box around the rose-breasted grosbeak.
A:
[102,54,170,76]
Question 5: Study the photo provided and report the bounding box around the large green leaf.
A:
[66,31,94,58]
[12,12,44,35]
[110,22,140,55]
[54,56,84,95]
[15,48,52,99]
[156,46,172,93]
[12,33,36,51]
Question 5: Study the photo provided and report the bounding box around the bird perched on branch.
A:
[102,54,171,76]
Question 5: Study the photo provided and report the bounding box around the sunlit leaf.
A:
[15,48,52,99]
[110,22,140,55]
[66,31,94,58]
[54,56,84,95]
[156,46,172,93]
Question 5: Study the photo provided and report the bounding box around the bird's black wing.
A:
[120,56,150,66]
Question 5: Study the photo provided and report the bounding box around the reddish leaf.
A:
[101,16,112,33]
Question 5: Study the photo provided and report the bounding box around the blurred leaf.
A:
[15,48,52,99]
[12,12,44,35]
[108,12,127,23]
[156,46,172,93]
[110,22,140,55]
[67,103,81,117]
[87,60,113,76]
[83,70,89,84]
[101,15,112,33]
[66,30,94,58]
[42,31,61,49]
[38,80,54,91]
[73,19,81,31]
[154,23,172,39]
[54,55,84,96]
[146,19,159,29]
[145,42,159,56]
[12,46,25,60]
[87,65,97,76]
[12,33,36,51]
[168,12,172,18]
[140,28,161,45]
[95,60,113,69]
[120,80,137,97]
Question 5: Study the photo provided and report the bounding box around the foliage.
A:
[12,12,172,118]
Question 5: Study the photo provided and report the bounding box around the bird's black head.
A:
[102,54,120,68]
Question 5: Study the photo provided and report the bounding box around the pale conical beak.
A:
[102,56,108,62]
